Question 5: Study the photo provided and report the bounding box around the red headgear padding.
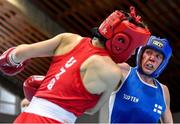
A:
[98,7,151,63]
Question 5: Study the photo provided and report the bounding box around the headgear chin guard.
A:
[136,36,172,78]
[98,6,151,63]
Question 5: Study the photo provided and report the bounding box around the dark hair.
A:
[127,16,147,29]
[91,27,107,43]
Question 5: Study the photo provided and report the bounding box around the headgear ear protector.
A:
[136,35,172,78]
[98,6,151,63]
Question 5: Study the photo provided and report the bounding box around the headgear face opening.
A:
[136,36,172,78]
[98,6,151,63]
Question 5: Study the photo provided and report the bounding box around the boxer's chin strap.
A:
[130,6,142,24]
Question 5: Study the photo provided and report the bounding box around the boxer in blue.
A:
[109,36,173,123]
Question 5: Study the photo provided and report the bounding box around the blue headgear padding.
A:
[136,35,172,78]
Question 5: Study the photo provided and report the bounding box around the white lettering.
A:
[47,78,56,90]
[65,57,77,68]
[123,94,139,103]
[55,67,66,80]
[47,56,77,90]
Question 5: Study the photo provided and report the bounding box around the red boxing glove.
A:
[23,75,45,101]
[0,47,29,76]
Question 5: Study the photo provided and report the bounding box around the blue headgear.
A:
[136,35,172,78]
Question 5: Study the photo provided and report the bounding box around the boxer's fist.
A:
[23,75,45,101]
[0,47,29,76]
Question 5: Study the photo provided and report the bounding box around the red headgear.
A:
[98,6,151,63]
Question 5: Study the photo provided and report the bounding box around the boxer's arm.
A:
[0,34,62,75]
[0,33,82,75]
[161,85,173,123]
[10,33,82,62]
[12,33,65,62]
[84,58,121,115]
[85,89,112,115]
